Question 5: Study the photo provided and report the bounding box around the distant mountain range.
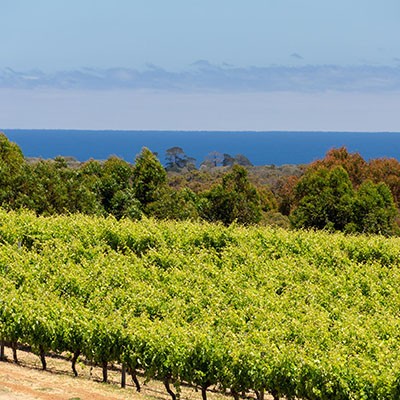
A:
[1,62,400,92]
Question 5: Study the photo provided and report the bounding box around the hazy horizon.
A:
[1,87,399,132]
[2,1,399,131]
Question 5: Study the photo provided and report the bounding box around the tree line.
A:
[0,132,399,235]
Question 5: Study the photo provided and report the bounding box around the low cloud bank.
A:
[1,62,400,92]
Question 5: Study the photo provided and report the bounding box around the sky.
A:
[1,0,400,130]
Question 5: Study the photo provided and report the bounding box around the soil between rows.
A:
[0,346,273,400]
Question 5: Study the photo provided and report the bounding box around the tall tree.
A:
[202,151,224,168]
[291,166,399,234]
[202,165,262,225]
[96,156,135,216]
[351,181,398,235]
[222,153,236,167]
[165,147,196,171]
[0,133,25,207]
[291,166,355,231]
[222,153,253,167]
[132,147,167,209]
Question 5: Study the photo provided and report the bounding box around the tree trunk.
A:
[71,349,80,377]
[129,368,141,392]
[12,342,18,363]
[255,389,264,400]
[271,389,279,400]
[164,376,176,400]
[39,345,46,370]
[102,360,108,383]
[201,386,208,400]
[0,340,4,360]
[121,363,126,388]
[231,389,239,400]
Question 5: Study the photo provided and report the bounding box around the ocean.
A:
[4,129,400,166]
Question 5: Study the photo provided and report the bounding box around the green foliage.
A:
[201,151,224,169]
[222,153,253,167]
[165,147,196,171]
[309,146,368,187]
[21,159,100,215]
[262,210,290,229]
[352,181,399,235]
[202,165,262,225]
[147,187,200,220]
[132,147,167,208]
[0,133,25,207]
[0,133,399,236]
[108,189,142,220]
[291,167,355,230]
[291,166,399,235]
[96,156,134,213]
[1,211,400,398]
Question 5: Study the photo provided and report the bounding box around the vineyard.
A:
[1,210,400,399]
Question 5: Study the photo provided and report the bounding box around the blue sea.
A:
[4,130,400,166]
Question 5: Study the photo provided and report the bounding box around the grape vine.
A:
[1,209,400,399]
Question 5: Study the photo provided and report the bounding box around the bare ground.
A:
[0,345,139,400]
[0,346,271,400]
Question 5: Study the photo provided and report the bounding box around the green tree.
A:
[147,187,200,220]
[202,165,262,225]
[108,189,142,220]
[222,153,253,167]
[77,159,105,214]
[201,151,224,169]
[291,166,399,235]
[291,167,355,231]
[222,153,236,167]
[234,154,253,167]
[351,181,398,235]
[78,157,141,219]
[0,133,25,207]
[16,159,101,216]
[97,156,134,216]
[132,148,167,210]
[165,147,196,171]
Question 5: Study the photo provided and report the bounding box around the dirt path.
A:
[0,346,143,400]
[0,360,136,400]
[0,346,273,400]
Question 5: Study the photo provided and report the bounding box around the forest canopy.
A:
[0,132,399,235]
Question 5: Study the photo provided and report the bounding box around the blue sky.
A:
[1,0,400,130]
[2,0,400,70]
